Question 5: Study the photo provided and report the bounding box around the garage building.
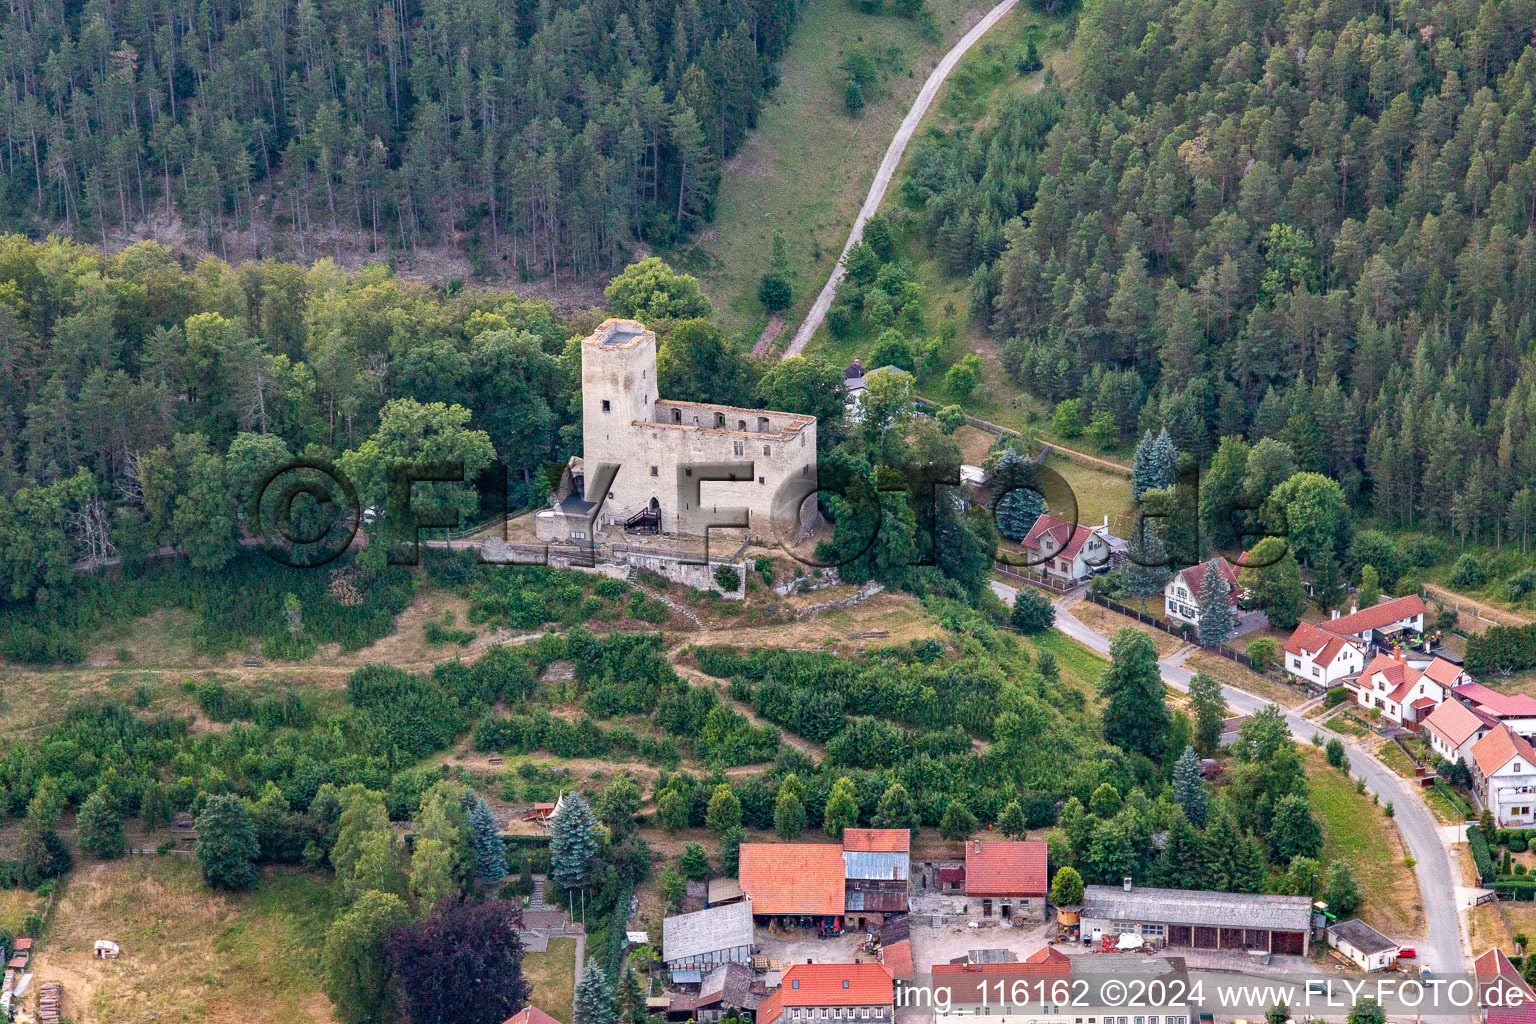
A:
[1080,883,1313,956]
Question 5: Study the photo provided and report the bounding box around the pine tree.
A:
[1231,834,1267,893]
[721,825,746,876]
[1195,560,1235,645]
[574,960,620,1024]
[1160,813,1203,889]
[550,793,599,890]
[618,968,647,1024]
[1132,430,1159,502]
[993,448,1045,540]
[1188,672,1226,756]
[1311,549,1346,614]
[1268,794,1323,863]
[1120,518,1172,613]
[1172,746,1208,826]
[463,793,507,885]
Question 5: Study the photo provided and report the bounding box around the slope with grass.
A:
[676,0,1009,339]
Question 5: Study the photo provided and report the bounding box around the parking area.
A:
[754,926,872,969]
[906,916,1054,971]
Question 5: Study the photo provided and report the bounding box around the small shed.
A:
[94,940,121,960]
[707,878,746,907]
[1327,919,1399,971]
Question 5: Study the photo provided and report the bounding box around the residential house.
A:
[1080,882,1311,955]
[962,840,1049,922]
[503,1008,565,1024]
[1283,621,1366,687]
[931,952,1192,1024]
[757,963,894,1024]
[1319,595,1429,646]
[1454,684,1536,737]
[661,900,755,985]
[1424,698,1495,765]
[1345,650,1451,726]
[738,843,847,929]
[1475,948,1536,1024]
[842,828,910,930]
[1470,725,1536,827]
[1327,919,1399,971]
[1021,514,1114,586]
[1163,557,1243,631]
[932,946,1071,1006]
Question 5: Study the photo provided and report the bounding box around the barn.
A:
[1080,883,1313,956]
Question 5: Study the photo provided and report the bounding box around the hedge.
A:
[1493,875,1536,900]
[1470,825,1497,884]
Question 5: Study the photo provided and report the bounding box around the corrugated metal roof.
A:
[843,850,910,881]
[1081,885,1312,931]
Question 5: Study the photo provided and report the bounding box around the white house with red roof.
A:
[1283,621,1366,686]
[1471,724,1536,826]
[757,963,895,1024]
[1163,557,1244,631]
[1020,513,1113,586]
[1423,698,1495,764]
[1344,649,1461,726]
[1280,594,1434,690]
[1474,948,1536,1024]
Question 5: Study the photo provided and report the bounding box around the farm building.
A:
[1080,883,1312,955]
[662,900,756,984]
[666,962,762,1022]
[962,840,1049,922]
[843,828,910,929]
[503,1007,565,1024]
[738,843,847,929]
[757,963,895,1024]
[1327,919,1399,971]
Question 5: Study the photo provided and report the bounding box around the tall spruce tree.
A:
[1120,517,1172,613]
[993,448,1046,540]
[575,960,620,1024]
[1195,560,1235,645]
[1172,746,1208,826]
[463,792,508,885]
[549,793,599,890]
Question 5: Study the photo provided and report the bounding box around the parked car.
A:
[1398,948,1416,959]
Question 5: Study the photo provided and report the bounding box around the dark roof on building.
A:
[1082,884,1312,931]
[1328,919,1398,956]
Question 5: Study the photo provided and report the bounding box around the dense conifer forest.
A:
[0,0,801,274]
[906,0,1536,542]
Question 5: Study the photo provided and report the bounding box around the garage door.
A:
[1169,925,1192,947]
[1194,926,1218,949]
[1219,928,1245,949]
[1272,931,1304,955]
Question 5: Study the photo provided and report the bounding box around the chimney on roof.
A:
[1332,609,1340,619]
[1350,604,1358,615]
[1122,876,1132,892]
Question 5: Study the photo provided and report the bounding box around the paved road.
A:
[782,0,1020,358]
[992,582,1471,978]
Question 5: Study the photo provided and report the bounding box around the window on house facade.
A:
[734,441,744,457]
[763,445,771,456]
[650,466,658,476]
[601,400,611,411]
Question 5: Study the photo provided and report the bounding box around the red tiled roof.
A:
[1476,948,1536,1019]
[1455,683,1536,718]
[1472,725,1536,778]
[504,1007,565,1024]
[932,949,1069,1004]
[1021,514,1097,561]
[964,840,1048,897]
[1283,622,1354,665]
[843,828,910,853]
[1423,658,1466,687]
[758,989,784,1024]
[780,963,894,1008]
[738,843,846,916]
[882,940,914,976]
[1175,557,1241,600]
[1424,699,1494,750]
[1323,595,1427,636]
[12,939,31,951]
[1411,697,1437,710]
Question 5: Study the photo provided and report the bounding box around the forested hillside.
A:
[911,0,1536,540]
[0,0,799,275]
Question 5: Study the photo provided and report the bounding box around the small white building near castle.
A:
[536,319,818,543]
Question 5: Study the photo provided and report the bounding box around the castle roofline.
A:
[655,398,815,427]
[584,317,654,349]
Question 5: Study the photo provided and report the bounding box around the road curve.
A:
[991,582,1472,980]
[782,0,1020,358]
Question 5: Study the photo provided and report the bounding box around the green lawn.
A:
[1025,627,1108,700]
[1303,747,1423,937]
[675,0,1011,341]
[524,936,579,1023]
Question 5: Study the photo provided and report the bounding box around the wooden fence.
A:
[995,563,1078,594]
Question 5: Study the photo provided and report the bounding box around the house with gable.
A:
[1344,650,1458,726]
[1470,724,1536,827]
[757,963,895,1024]
[1164,557,1243,631]
[1284,621,1366,686]
[1452,683,1536,737]
[1020,513,1114,587]
[962,840,1049,922]
[1424,698,1495,765]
